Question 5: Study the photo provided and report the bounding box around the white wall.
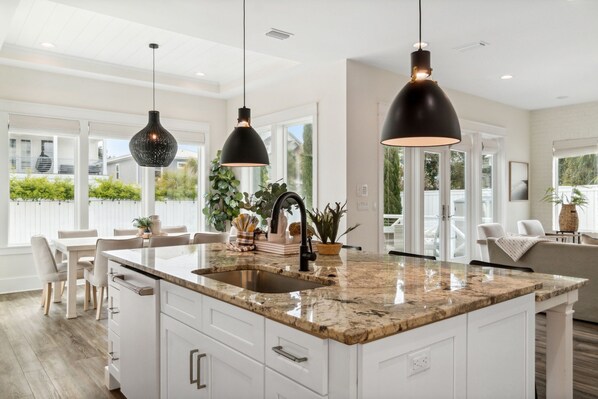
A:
[226,61,348,210]
[346,60,531,251]
[530,101,598,230]
[0,64,227,293]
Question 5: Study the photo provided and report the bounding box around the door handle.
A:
[111,274,153,296]
[189,349,198,385]
[196,353,207,389]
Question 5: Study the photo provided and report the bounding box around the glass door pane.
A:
[481,154,493,223]
[383,147,405,252]
[285,123,313,210]
[424,151,441,258]
[449,150,467,260]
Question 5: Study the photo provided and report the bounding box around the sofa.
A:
[487,238,597,323]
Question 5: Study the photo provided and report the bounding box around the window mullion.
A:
[75,120,90,229]
[0,112,9,248]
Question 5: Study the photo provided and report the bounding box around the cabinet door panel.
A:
[265,368,326,399]
[203,331,264,399]
[161,314,207,399]
[467,293,535,399]
[358,314,466,399]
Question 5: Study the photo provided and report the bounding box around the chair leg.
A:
[41,285,47,307]
[60,281,65,297]
[92,286,97,310]
[84,281,90,311]
[44,283,52,315]
[96,287,105,320]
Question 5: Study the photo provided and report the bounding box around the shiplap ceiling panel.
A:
[4,0,297,86]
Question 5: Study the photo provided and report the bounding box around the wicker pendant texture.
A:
[130,111,177,167]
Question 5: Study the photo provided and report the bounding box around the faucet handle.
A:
[306,237,317,261]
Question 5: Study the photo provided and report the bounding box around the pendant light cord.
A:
[418,0,422,50]
[152,45,156,111]
[243,0,246,107]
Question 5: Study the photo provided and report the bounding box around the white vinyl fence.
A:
[9,199,200,245]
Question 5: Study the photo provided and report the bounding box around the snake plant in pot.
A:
[307,202,360,255]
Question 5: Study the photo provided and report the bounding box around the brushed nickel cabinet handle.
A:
[107,307,119,314]
[189,349,198,385]
[111,274,154,296]
[272,346,308,363]
[108,351,119,361]
[196,353,207,389]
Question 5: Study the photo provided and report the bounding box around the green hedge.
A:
[10,176,141,201]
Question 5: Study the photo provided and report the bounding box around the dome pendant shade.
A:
[381,80,461,147]
[129,111,178,167]
[221,107,269,167]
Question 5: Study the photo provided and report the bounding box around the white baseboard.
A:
[0,275,41,294]
[0,276,87,294]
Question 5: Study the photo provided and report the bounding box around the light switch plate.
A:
[357,200,369,211]
[357,184,368,197]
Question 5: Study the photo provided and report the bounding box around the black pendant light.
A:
[220,0,269,167]
[130,43,178,167]
[380,0,461,147]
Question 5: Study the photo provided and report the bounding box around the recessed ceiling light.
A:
[500,74,513,80]
[40,42,55,48]
[195,71,206,77]
[413,41,428,48]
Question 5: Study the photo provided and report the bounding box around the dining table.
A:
[53,233,192,319]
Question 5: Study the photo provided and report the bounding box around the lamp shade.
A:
[220,107,269,166]
[129,111,178,167]
[381,79,461,147]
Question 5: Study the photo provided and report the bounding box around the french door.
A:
[422,145,470,262]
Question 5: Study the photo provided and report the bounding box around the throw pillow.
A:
[581,234,598,245]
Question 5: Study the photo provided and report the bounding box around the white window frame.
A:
[0,99,209,251]
[241,103,318,207]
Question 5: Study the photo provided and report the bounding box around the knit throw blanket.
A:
[495,236,549,262]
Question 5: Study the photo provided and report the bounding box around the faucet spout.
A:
[270,192,317,272]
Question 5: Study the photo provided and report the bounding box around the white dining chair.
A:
[148,234,190,248]
[193,232,228,244]
[162,225,188,233]
[517,220,546,237]
[31,235,88,315]
[84,237,143,320]
[113,228,138,236]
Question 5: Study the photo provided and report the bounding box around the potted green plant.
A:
[307,202,360,255]
[541,186,588,232]
[203,150,243,232]
[132,216,153,235]
[240,180,294,227]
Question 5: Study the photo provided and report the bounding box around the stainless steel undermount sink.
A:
[197,269,327,293]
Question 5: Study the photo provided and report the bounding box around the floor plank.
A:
[1,289,596,398]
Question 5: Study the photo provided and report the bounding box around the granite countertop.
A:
[104,244,587,345]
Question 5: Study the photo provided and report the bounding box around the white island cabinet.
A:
[155,280,535,399]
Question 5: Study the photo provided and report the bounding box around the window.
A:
[155,144,201,232]
[552,138,598,232]
[246,106,317,225]
[88,137,141,237]
[8,132,75,245]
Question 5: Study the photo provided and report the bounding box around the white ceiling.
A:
[1,0,598,109]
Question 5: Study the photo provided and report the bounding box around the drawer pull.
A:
[108,351,119,361]
[108,307,120,314]
[272,346,308,363]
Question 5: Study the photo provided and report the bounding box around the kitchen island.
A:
[103,244,586,399]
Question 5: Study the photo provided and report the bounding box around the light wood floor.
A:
[0,288,125,399]
[0,289,597,399]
